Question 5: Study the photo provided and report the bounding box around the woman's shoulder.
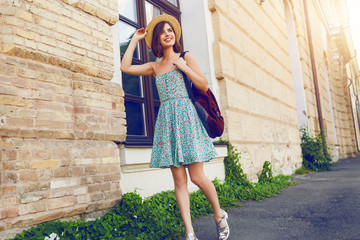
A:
[182,51,195,60]
[182,51,198,64]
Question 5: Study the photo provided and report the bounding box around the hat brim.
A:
[145,15,181,48]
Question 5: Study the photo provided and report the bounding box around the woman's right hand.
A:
[133,28,148,42]
[121,27,154,76]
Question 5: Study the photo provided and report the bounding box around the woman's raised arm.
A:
[120,28,155,76]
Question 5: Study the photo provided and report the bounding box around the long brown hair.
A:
[151,21,182,58]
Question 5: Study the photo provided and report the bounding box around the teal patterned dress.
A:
[150,69,217,168]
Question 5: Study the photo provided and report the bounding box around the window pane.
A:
[145,1,161,25]
[165,0,177,7]
[119,20,139,59]
[118,0,137,22]
[152,76,159,101]
[125,101,146,135]
[122,73,143,97]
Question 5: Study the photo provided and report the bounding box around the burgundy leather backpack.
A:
[179,52,224,138]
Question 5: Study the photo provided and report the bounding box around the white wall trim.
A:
[111,21,122,85]
[284,0,308,129]
[180,0,221,104]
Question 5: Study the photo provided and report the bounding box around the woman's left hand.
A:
[173,57,189,72]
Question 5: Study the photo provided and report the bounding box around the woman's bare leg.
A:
[170,165,193,234]
[187,162,226,225]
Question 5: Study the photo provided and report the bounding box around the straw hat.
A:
[145,15,181,48]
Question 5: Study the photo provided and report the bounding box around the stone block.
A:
[4,150,18,161]
[3,186,17,195]
[53,168,69,178]
[30,160,58,169]
[104,190,121,200]
[91,193,104,201]
[104,173,120,182]
[50,178,78,189]
[18,182,49,194]
[48,188,72,198]
[64,205,87,218]
[25,201,47,214]
[3,196,17,208]
[77,194,91,204]
[19,192,45,204]
[47,197,76,210]
[6,208,19,218]
[70,167,84,177]
[4,172,18,184]
[99,199,121,210]
[88,183,110,193]
[37,169,53,181]
[0,96,33,108]
[73,186,87,195]
[1,210,6,220]
[33,211,65,225]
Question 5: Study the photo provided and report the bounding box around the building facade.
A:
[209,0,359,180]
[1,0,359,237]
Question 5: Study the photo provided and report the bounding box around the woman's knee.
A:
[174,176,187,188]
[190,175,206,187]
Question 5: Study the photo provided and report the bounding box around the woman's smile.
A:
[160,23,176,46]
[164,36,173,42]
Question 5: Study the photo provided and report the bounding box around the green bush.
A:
[257,161,273,183]
[300,127,333,171]
[11,143,294,240]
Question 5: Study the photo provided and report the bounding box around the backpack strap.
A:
[179,51,189,59]
[178,52,196,104]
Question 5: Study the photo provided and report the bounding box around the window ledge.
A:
[117,143,228,167]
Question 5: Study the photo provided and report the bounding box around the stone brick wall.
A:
[0,0,125,236]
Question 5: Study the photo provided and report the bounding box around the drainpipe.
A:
[303,0,324,133]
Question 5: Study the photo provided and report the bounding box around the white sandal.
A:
[216,209,230,240]
[186,232,198,240]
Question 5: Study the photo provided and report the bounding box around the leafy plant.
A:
[10,143,295,240]
[300,127,333,171]
[224,143,250,186]
[257,161,273,182]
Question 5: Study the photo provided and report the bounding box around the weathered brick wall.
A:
[1,139,121,229]
[209,0,302,180]
[0,0,125,235]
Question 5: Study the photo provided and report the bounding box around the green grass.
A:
[295,166,315,175]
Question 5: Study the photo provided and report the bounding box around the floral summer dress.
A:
[150,69,217,168]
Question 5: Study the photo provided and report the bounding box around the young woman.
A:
[120,15,230,240]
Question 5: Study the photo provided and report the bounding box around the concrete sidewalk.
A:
[192,156,360,240]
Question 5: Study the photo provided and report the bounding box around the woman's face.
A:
[159,23,176,48]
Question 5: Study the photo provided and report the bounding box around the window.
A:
[118,0,181,145]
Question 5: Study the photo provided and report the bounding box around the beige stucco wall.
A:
[0,0,126,236]
[290,0,358,158]
[208,0,358,180]
[209,0,302,180]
